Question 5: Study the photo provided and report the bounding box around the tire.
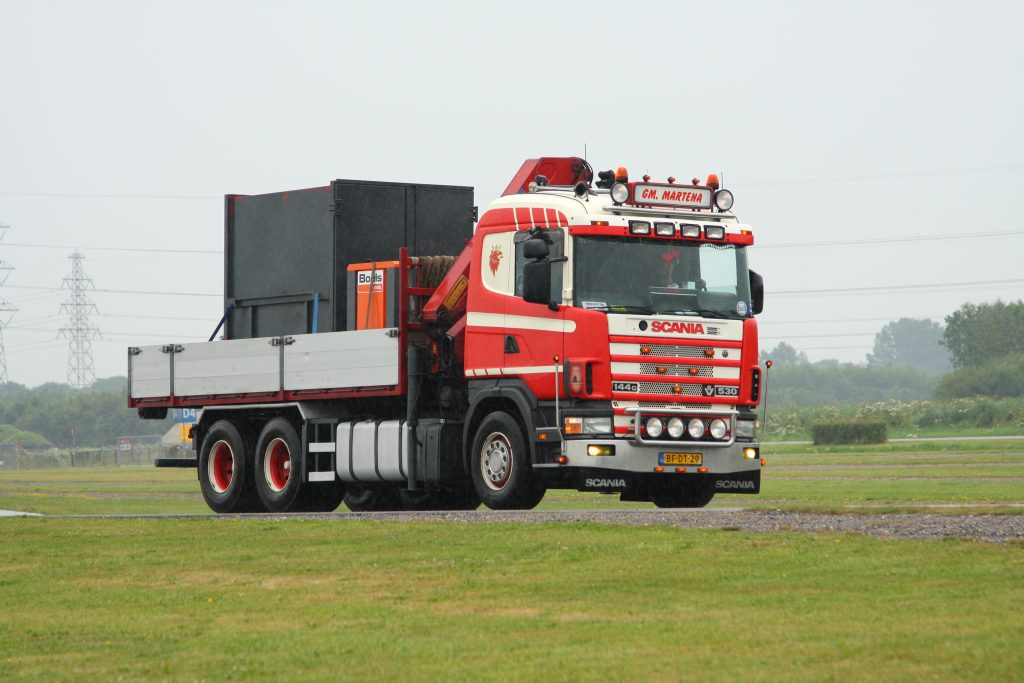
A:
[649,480,715,509]
[255,418,346,513]
[199,420,261,514]
[470,411,545,510]
[343,484,400,512]
[254,418,303,512]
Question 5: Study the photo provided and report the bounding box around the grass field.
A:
[1,519,1022,682]
[1,440,1022,681]
[2,439,1022,516]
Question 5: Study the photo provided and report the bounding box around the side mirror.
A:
[523,238,550,260]
[749,270,764,314]
[523,261,552,305]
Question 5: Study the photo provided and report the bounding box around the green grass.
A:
[0,519,1021,682]
[2,439,1024,516]
[764,425,1024,441]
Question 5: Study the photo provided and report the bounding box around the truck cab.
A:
[453,159,764,508]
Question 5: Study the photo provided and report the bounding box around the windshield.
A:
[573,235,753,318]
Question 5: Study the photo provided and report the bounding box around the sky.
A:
[0,0,1022,387]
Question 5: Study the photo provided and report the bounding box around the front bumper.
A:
[559,436,759,475]
[534,437,761,494]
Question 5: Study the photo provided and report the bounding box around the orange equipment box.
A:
[346,261,400,330]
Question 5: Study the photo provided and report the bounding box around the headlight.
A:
[565,416,613,435]
[704,225,725,240]
[629,220,651,235]
[646,417,664,438]
[687,418,705,439]
[680,224,702,238]
[714,189,734,211]
[611,183,630,204]
[709,419,728,439]
[655,222,675,236]
[667,417,684,438]
[735,420,755,439]
[582,417,613,435]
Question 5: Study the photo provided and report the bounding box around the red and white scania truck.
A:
[128,157,765,513]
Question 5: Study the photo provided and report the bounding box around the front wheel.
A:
[470,411,545,510]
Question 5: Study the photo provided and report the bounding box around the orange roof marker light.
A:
[706,174,720,190]
[615,167,629,182]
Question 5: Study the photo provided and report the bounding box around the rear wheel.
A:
[649,480,715,508]
[255,418,345,512]
[470,411,545,510]
[254,418,303,512]
[199,420,261,513]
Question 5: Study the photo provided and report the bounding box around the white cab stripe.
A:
[465,365,561,377]
[467,312,576,334]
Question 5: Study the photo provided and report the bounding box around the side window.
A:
[514,229,564,297]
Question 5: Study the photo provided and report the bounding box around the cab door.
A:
[502,229,566,401]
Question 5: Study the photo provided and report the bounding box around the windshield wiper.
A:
[665,308,730,319]
[603,304,656,315]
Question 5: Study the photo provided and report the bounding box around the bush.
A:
[810,421,887,445]
[935,353,1024,399]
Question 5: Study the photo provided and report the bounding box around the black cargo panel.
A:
[225,179,473,340]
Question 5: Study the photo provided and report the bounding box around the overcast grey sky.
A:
[1,0,1022,387]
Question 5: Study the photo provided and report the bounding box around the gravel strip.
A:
[299,509,1023,544]
[12,509,1023,543]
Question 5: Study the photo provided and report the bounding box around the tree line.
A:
[0,378,170,448]
[763,300,1024,406]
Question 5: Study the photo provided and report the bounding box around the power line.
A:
[759,314,947,325]
[734,163,1024,188]
[772,278,1024,297]
[0,191,219,200]
[759,230,1024,249]
[4,284,220,297]
[3,241,221,255]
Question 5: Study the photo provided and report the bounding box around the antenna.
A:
[58,251,101,388]
[0,221,16,383]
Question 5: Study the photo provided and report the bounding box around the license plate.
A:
[659,452,702,466]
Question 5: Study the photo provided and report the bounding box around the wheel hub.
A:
[208,440,234,493]
[264,438,292,492]
[481,433,512,491]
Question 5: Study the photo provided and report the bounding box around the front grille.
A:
[639,362,714,378]
[639,401,707,409]
[645,344,713,359]
[638,382,704,396]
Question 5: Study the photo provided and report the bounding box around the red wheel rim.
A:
[209,440,234,493]
[264,438,291,492]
